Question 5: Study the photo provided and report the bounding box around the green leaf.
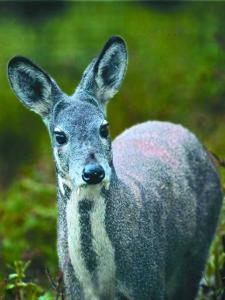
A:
[6,283,15,290]
[8,273,18,280]
[38,292,54,300]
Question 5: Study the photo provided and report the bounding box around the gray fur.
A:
[8,36,223,300]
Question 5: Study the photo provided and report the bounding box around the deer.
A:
[8,36,223,300]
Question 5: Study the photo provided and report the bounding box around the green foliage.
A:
[0,260,53,300]
[0,168,57,282]
[1,2,225,299]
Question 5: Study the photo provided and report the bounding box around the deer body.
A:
[8,37,223,300]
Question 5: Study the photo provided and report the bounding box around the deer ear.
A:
[8,56,57,118]
[93,36,128,104]
[79,36,128,107]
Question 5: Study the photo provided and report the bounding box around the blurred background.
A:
[0,1,225,299]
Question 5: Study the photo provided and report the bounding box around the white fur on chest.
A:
[66,187,116,300]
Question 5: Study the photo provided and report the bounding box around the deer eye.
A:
[99,122,109,139]
[54,130,68,145]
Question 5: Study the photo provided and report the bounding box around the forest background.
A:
[0,2,225,299]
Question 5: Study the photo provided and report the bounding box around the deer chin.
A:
[71,179,110,200]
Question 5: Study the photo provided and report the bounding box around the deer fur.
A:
[8,36,223,300]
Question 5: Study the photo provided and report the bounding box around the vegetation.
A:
[0,2,225,299]
[0,260,50,299]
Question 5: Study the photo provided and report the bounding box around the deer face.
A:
[50,96,112,188]
[8,36,128,190]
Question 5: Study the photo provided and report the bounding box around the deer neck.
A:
[64,182,116,299]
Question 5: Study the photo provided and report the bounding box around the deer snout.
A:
[82,163,105,184]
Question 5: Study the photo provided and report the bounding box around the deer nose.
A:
[82,163,105,184]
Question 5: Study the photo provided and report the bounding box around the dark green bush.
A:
[0,171,57,283]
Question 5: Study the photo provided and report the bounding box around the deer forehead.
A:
[51,101,105,133]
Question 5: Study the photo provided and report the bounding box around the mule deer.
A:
[8,36,223,300]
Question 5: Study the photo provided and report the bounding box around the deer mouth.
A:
[67,180,110,202]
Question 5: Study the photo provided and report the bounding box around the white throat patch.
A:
[66,186,116,300]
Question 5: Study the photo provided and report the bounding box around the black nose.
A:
[82,163,105,184]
